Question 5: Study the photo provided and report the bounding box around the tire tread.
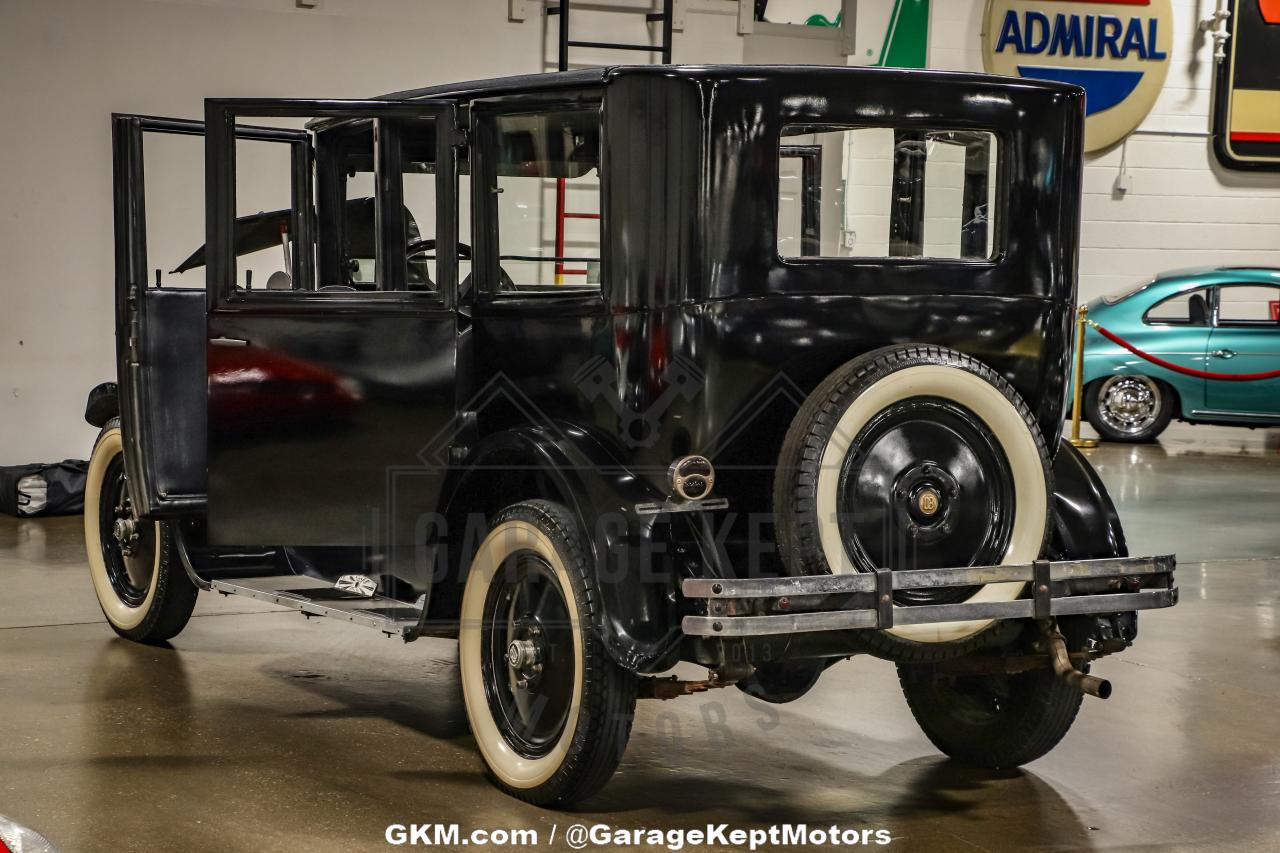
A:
[480,500,637,806]
[895,622,1090,767]
[773,345,1052,664]
[88,419,197,645]
[1084,376,1175,443]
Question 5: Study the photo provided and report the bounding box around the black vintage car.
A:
[84,65,1176,806]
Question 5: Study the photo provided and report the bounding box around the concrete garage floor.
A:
[2,423,1278,852]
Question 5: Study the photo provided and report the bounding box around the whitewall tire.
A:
[458,500,636,806]
[775,346,1053,659]
[84,419,196,643]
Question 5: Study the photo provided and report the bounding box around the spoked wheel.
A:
[774,345,1052,661]
[459,500,636,806]
[1085,375,1173,442]
[84,418,196,643]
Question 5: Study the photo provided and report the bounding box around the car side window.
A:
[229,134,308,291]
[1216,284,1280,327]
[225,114,446,297]
[1144,289,1210,326]
[486,106,602,295]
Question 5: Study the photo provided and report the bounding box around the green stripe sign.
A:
[873,0,930,68]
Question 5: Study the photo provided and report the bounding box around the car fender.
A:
[438,425,685,674]
[1049,437,1127,559]
[83,382,119,428]
[1080,305,1204,416]
[1083,358,1201,419]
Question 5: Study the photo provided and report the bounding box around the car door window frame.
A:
[470,92,607,308]
[205,98,460,313]
[1211,283,1280,329]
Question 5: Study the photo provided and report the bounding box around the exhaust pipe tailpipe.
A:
[1042,621,1112,699]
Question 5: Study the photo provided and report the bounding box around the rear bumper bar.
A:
[681,555,1177,637]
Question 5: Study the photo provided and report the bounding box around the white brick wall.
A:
[929,0,1280,302]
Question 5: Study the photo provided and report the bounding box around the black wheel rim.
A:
[836,397,1015,606]
[98,454,156,607]
[480,552,576,759]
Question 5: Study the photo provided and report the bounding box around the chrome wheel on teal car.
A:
[1086,375,1174,442]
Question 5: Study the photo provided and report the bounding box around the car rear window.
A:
[1102,279,1154,305]
[777,126,1000,260]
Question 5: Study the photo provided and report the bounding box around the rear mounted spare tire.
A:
[773,345,1052,663]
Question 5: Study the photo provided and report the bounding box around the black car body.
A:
[84,65,1175,805]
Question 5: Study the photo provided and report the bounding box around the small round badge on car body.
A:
[669,455,714,501]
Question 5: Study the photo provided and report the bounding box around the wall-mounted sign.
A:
[982,1,1173,153]
[1212,1,1280,170]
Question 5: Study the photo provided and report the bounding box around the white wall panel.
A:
[1082,221,1280,251]
[1083,192,1280,223]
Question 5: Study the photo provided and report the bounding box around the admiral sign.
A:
[983,1,1173,152]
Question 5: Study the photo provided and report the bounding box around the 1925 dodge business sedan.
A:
[83,65,1177,805]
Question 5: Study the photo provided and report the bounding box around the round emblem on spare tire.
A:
[773,345,1052,649]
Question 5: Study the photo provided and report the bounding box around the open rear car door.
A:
[114,100,462,567]
[200,99,461,557]
[112,115,310,519]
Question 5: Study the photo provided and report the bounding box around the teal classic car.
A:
[1080,267,1280,442]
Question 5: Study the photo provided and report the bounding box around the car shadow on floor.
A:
[248,639,1103,842]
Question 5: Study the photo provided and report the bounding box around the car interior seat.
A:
[1189,293,1208,325]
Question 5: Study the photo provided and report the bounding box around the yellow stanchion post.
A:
[1070,304,1099,448]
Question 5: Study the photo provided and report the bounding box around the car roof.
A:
[1109,266,1280,307]
[378,64,1081,102]
[381,68,609,101]
[1155,265,1280,282]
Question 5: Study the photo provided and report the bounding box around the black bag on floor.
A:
[0,460,90,517]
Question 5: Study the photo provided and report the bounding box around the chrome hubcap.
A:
[1098,376,1161,435]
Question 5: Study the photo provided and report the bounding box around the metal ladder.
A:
[547,1,673,283]
[548,0,674,72]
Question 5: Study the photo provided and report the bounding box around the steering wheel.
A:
[407,239,472,262]
[406,240,516,292]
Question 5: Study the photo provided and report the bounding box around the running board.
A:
[210,575,422,639]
